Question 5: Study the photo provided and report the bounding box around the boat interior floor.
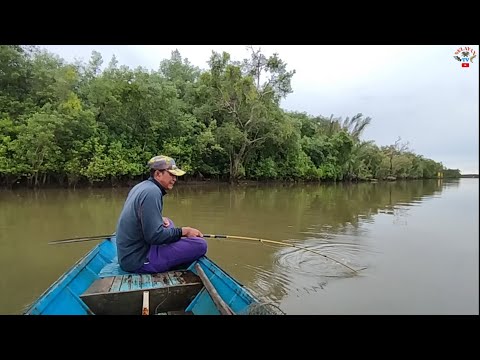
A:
[80,270,203,315]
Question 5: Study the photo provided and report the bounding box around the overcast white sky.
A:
[40,45,479,174]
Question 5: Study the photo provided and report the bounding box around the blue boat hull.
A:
[23,237,273,315]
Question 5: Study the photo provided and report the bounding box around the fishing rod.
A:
[48,232,362,274]
[203,234,361,274]
[48,234,114,245]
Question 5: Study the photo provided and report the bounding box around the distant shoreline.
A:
[1,176,477,190]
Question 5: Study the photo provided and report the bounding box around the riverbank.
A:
[1,176,468,190]
[460,174,479,178]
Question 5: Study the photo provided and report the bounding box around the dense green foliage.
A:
[0,45,457,187]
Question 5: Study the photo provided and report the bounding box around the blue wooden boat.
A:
[23,236,284,315]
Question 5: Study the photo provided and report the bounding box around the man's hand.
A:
[181,227,203,238]
[163,217,170,227]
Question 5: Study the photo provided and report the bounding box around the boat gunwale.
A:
[23,238,112,314]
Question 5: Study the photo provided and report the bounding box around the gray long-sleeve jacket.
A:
[115,177,182,272]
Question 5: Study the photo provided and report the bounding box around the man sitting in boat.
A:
[115,155,207,273]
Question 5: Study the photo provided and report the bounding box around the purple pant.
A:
[138,219,207,274]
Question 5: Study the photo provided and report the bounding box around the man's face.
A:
[155,169,177,190]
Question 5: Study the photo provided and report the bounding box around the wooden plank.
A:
[119,275,132,292]
[166,272,180,286]
[180,270,202,285]
[172,271,187,284]
[82,277,115,296]
[151,272,171,288]
[141,274,153,289]
[110,275,124,292]
[119,274,142,292]
[131,274,142,290]
[194,264,235,315]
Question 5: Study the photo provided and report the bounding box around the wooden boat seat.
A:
[80,270,203,315]
[98,259,131,278]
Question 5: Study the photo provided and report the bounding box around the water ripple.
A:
[275,240,365,278]
[244,237,373,301]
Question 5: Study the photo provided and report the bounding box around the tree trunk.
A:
[230,142,248,183]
